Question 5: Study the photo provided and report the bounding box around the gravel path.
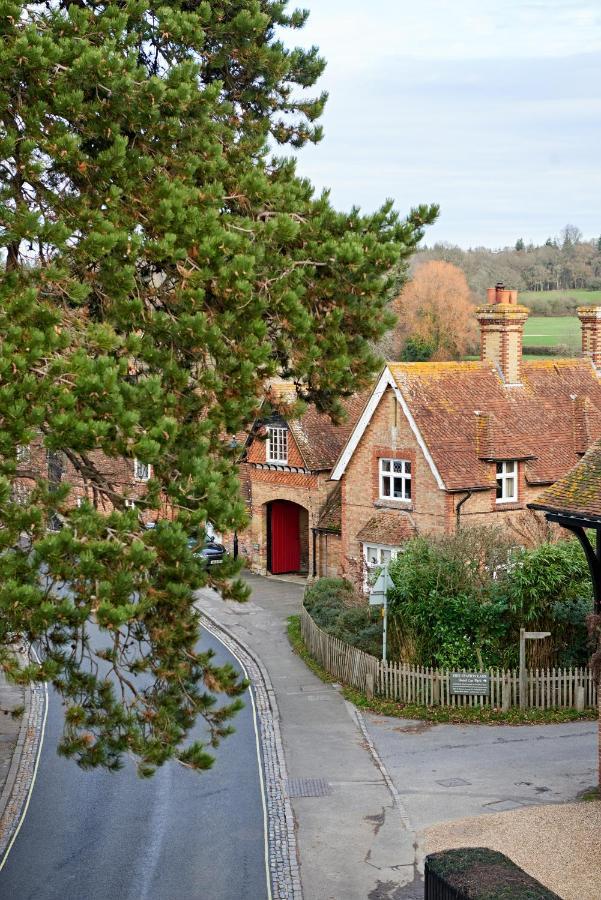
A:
[424,800,601,899]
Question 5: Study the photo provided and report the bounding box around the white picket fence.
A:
[300,606,598,710]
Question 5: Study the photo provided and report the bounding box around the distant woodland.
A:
[418,225,601,308]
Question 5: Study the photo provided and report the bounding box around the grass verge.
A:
[287,615,597,726]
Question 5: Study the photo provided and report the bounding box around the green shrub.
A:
[387,528,592,669]
[304,578,382,657]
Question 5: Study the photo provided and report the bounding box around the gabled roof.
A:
[356,511,416,545]
[254,382,371,472]
[316,484,342,532]
[331,359,601,492]
[529,439,601,522]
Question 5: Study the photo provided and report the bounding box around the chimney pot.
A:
[476,286,529,385]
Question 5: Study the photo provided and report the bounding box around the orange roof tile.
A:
[388,359,601,491]
[529,438,601,521]
[356,511,416,545]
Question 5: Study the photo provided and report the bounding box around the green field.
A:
[521,289,601,305]
[523,316,580,350]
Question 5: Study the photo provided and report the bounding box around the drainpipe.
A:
[455,490,473,531]
[312,528,317,578]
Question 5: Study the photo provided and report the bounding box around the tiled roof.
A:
[529,439,601,521]
[290,393,370,470]
[316,484,342,532]
[356,511,416,545]
[388,359,601,491]
[266,384,371,471]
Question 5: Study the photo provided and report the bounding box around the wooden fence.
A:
[300,606,598,710]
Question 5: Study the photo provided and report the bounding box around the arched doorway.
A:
[266,500,308,575]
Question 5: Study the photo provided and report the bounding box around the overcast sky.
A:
[289,1,601,248]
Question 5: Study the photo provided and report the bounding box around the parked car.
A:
[188,536,227,565]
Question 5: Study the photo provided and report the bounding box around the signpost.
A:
[368,564,390,662]
[519,628,551,708]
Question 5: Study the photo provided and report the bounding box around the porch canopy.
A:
[529,438,601,613]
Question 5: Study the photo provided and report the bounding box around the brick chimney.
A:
[476,282,529,385]
[577,306,601,369]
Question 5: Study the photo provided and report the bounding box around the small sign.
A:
[368,566,388,606]
[450,672,490,696]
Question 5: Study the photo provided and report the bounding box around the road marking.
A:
[206,625,272,900]
[0,649,49,873]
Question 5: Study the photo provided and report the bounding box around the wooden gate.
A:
[269,501,301,574]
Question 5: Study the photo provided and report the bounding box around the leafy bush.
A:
[387,528,592,669]
[304,578,382,656]
[387,530,513,668]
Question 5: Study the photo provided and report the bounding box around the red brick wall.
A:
[239,467,337,575]
[340,387,447,575]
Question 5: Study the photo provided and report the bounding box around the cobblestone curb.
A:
[0,676,46,863]
[201,612,302,900]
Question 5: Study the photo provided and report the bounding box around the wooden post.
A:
[502,673,510,712]
[576,684,585,712]
[365,672,374,700]
[432,674,440,706]
[519,628,526,709]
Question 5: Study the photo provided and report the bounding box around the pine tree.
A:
[0,0,437,773]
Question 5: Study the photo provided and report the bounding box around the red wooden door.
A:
[270,501,300,574]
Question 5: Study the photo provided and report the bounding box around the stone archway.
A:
[266,500,309,575]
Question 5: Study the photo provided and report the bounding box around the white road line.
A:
[0,669,49,872]
[204,623,272,900]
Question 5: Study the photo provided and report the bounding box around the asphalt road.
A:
[365,713,597,830]
[0,631,269,900]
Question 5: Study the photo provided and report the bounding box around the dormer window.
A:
[267,426,288,464]
[379,458,411,501]
[134,459,151,482]
[496,460,517,503]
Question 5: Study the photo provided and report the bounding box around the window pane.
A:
[381,459,390,472]
[506,477,516,497]
[496,462,503,477]
[393,476,404,498]
[496,482,503,498]
[381,475,390,496]
[405,461,411,474]
[405,480,411,500]
[393,460,403,473]
[380,549,392,564]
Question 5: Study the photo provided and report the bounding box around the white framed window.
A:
[267,426,288,464]
[134,459,151,482]
[379,458,411,501]
[496,460,518,503]
[363,543,400,590]
[124,498,136,509]
[11,482,31,506]
[16,444,31,464]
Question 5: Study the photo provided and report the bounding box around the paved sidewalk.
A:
[198,573,418,900]
[0,673,24,804]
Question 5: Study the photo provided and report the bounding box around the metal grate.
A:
[286,778,331,798]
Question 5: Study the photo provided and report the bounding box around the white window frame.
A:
[134,459,151,482]
[16,444,31,464]
[124,498,136,509]
[379,458,411,501]
[266,426,288,464]
[362,543,400,591]
[496,460,518,503]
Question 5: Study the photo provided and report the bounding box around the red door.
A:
[270,501,300,574]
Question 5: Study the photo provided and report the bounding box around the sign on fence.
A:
[450,672,490,696]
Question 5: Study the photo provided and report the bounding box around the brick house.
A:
[234,385,367,576]
[330,287,601,583]
[13,437,165,526]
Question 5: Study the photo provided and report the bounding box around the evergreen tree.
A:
[515,237,525,252]
[0,0,437,773]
